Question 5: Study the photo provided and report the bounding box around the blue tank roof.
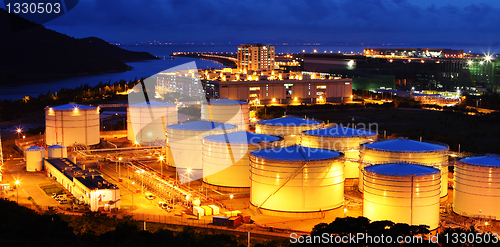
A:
[130,101,176,107]
[364,138,448,152]
[304,126,378,138]
[167,120,235,131]
[251,145,341,161]
[206,98,247,105]
[204,131,280,144]
[258,117,321,126]
[365,163,439,176]
[26,146,44,151]
[461,156,500,167]
[48,145,65,149]
[51,103,97,111]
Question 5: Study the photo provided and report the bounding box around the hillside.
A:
[0,9,158,85]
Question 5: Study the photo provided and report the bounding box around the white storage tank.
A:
[26,146,45,172]
[363,162,441,229]
[201,99,250,131]
[202,131,281,191]
[250,145,344,216]
[166,120,237,183]
[127,101,177,144]
[453,155,500,218]
[47,145,67,159]
[255,117,323,145]
[359,138,449,197]
[301,126,377,178]
[45,103,100,146]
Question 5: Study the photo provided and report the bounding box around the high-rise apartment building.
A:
[237,44,275,71]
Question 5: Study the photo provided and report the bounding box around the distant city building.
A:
[364,48,464,58]
[207,79,352,104]
[237,44,275,71]
[156,70,204,97]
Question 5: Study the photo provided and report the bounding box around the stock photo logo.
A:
[4,0,79,31]
[127,62,247,184]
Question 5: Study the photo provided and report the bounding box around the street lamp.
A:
[136,170,144,194]
[15,180,20,203]
[159,156,164,178]
[118,157,122,180]
[229,194,234,210]
[131,181,135,208]
[344,207,347,217]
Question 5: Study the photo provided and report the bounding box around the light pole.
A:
[159,156,164,178]
[344,207,347,217]
[15,180,20,204]
[229,194,234,210]
[131,181,135,208]
[118,157,122,180]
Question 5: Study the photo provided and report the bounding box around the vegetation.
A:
[0,9,157,85]
[0,198,285,247]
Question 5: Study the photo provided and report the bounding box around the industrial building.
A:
[255,117,323,145]
[47,145,68,159]
[453,155,500,219]
[237,44,275,71]
[127,101,178,144]
[359,138,449,197]
[211,79,353,105]
[301,126,378,179]
[363,162,441,229]
[200,99,250,131]
[166,120,237,182]
[202,131,281,192]
[45,158,120,211]
[364,48,464,58]
[45,103,100,147]
[249,145,345,216]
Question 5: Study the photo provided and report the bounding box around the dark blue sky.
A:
[4,0,500,45]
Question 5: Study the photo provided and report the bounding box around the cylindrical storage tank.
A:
[363,163,441,229]
[45,103,100,146]
[453,156,500,218]
[302,126,377,178]
[166,120,237,183]
[255,117,323,145]
[47,145,67,159]
[359,138,449,197]
[250,145,344,216]
[26,146,45,172]
[127,101,177,144]
[203,131,281,191]
[201,99,250,131]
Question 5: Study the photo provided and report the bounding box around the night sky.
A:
[4,0,500,45]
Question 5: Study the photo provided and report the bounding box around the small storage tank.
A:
[363,163,441,229]
[26,146,45,172]
[453,155,500,218]
[201,99,250,131]
[166,120,237,183]
[255,117,323,145]
[127,101,177,144]
[47,145,67,159]
[250,145,344,216]
[302,126,377,178]
[359,138,449,197]
[45,103,100,146]
[203,131,281,191]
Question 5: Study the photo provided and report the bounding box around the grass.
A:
[39,184,63,196]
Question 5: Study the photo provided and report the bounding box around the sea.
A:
[0,44,497,100]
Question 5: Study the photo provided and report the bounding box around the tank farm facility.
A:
[301,126,378,185]
[7,95,500,234]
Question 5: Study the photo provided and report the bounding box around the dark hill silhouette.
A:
[0,9,158,85]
